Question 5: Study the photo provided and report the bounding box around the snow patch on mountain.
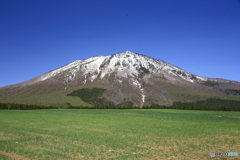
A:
[132,78,145,107]
[83,75,87,84]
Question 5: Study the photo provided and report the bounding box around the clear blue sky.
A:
[1,0,240,87]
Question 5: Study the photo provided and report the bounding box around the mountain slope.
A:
[1,51,240,107]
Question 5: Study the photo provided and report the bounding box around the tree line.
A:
[145,98,240,111]
[0,102,58,110]
[1,98,240,111]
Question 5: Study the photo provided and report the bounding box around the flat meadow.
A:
[0,109,239,160]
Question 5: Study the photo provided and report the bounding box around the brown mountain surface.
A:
[1,51,240,107]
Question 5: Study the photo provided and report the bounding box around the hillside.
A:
[1,51,240,107]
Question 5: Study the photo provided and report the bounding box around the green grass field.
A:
[0,109,239,160]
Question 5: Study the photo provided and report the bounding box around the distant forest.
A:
[0,98,240,111]
[149,98,240,111]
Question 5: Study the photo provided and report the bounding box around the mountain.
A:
[1,51,240,107]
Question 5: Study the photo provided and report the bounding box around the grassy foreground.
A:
[0,109,239,160]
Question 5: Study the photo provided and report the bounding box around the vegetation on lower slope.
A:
[0,109,239,159]
[0,86,93,107]
[153,79,240,102]
[225,89,240,95]
[1,77,240,108]
[1,94,90,107]
[0,78,113,106]
[67,88,115,107]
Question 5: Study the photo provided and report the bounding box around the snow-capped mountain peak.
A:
[36,51,208,86]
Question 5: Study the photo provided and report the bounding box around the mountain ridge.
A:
[1,51,240,107]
